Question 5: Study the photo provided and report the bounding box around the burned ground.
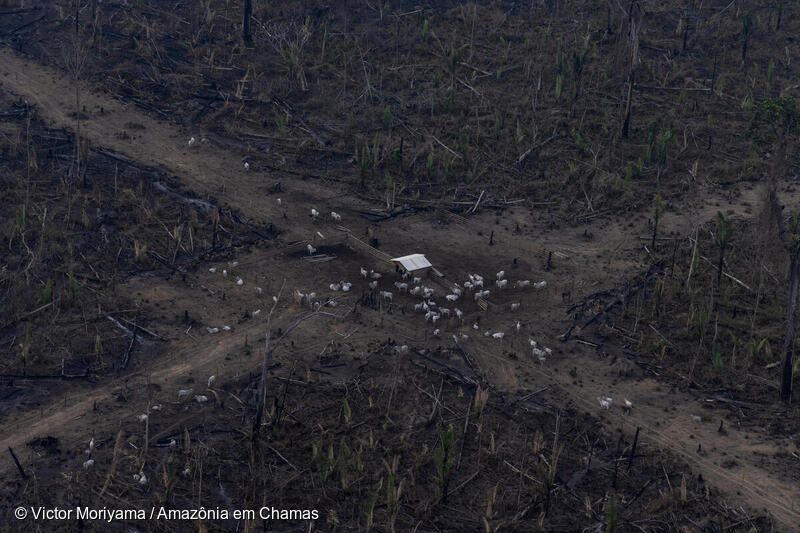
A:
[0,0,799,531]
[1,352,773,531]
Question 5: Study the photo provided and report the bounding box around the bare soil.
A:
[0,1,799,531]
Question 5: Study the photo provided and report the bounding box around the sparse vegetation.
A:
[0,0,797,530]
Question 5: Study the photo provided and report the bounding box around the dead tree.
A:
[752,97,796,248]
[681,10,689,53]
[651,194,663,250]
[741,13,752,62]
[620,1,642,138]
[253,280,285,438]
[242,0,253,46]
[7,447,27,479]
[714,212,731,291]
[63,0,87,186]
[781,230,800,403]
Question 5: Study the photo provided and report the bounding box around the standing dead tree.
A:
[252,284,343,436]
[741,12,752,62]
[242,0,253,46]
[714,212,731,291]
[620,1,642,138]
[651,194,664,250]
[62,1,88,188]
[781,215,800,403]
[252,280,286,437]
[749,97,800,402]
[256,19,312,92]
[750,97,797,244]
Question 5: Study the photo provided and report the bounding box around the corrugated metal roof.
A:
[391,253,432,271]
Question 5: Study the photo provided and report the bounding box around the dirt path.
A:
[0,283,344,455]
[433,210,800,527]
[463,334,800,528]
[2,47,799,529]
[0,49,340,241]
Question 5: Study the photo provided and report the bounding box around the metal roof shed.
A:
[391,254,432,275]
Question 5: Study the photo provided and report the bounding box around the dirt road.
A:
[2,47,799,529]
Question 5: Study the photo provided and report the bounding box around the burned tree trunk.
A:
[620,2,641,138]
[211,208,221,251]
[762,130,787,246]
[716,242,726,290]
[243,0,253,46]
[741,13,752,62]
[780,244,800,403]
[710,54,718,94]
[621,72,634,138]
[651,195,663,250]
[681,12,689,53]
[714,212,731,291]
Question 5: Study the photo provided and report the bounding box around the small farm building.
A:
[391,254,432,276]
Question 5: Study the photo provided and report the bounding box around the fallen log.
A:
[120,322,137,369]
[7,447,27,479]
